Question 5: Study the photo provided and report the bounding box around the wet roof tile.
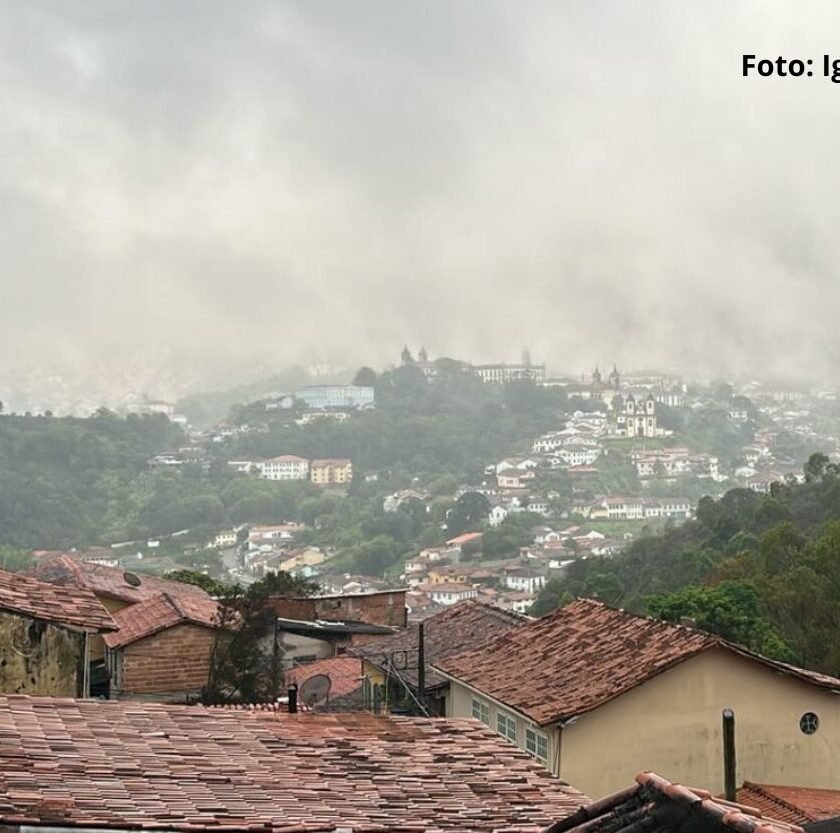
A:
[0,695,587,832]
[435,598,840,726]
[0,569,116,632]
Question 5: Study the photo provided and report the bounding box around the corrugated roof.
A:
[0,569,116,633]
[0,695,587,832]
[435,598,840,726]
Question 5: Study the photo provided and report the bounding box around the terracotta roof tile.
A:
[735,783,840,824]
[285,657,363,698]
[0,695,587,832]
[435,599,840,726]
[26,554,214,606]
[103,592,221,648]
[0,569,116,632]
[355,600,526,690]
[544,772,806,833]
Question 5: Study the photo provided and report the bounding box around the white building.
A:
[257,456,310,480]
[422,583,480,606]
[503,569,546,594]
[473,363,546,384]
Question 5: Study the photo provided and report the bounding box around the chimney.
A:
[722,708,736,801]
[288,684,298,714]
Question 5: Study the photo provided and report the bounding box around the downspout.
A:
[554,722,563,778]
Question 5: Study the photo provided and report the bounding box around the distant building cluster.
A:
[227,455,353,485]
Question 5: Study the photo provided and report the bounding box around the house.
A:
[435,598,840,798]
[0,569,116,697]
[268,588,407,629]
[103,592,221,702]
[502,566,546,593]
[497,468,537,490]
[0,696,586,833]
[248,523,301,545]
[415,581,479,606]
[383,488,430,512]
[488,504,510,527]
[445,531,483,556]
[310,458,353,485]
[272,618,398,668]
[24,554,217,694]
[275,546,327,577]
[213,528,237,548]
[546,771,806,833]
[354,600,525,716]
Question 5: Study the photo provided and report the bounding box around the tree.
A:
[529,578,572,617]
[203,572,318,705]
[165,569,229,596]
[352,366,377,387]
[0,547,33,572]
[445,492,490,537]
[645,580,793,660]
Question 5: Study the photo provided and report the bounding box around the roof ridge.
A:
[161,591,185,619]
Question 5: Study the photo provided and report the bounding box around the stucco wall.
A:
[0,610,83,696]
[561,647,840,798]
[448,678,558,769]
[88,595,130,662]
[447,647,840,799]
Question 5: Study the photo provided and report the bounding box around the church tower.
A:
[608,363,620,391]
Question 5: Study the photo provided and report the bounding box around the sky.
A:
[2,1,840,402]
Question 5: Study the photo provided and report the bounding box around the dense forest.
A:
[532,453,840,675]
[0,365,574,552]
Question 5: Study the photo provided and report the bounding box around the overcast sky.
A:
[2,1,840,397]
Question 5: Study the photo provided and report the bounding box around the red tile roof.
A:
[26,553,215,605]
[0,569,116,633]
[0,695,587,832]
[103,592,221,648]
[355,599,526,691]
[435,598,840,726]
[544,772,805,833]
[735,783,840,824]
[285,656,363,698]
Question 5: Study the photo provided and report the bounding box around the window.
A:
[471,698,489,725]
[526,728,548,762]
[800,712,819,735]
[497,711,517,742]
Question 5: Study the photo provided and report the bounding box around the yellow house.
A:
[310,458,353,486]
[434,598,840,799]
[278,546,326,573]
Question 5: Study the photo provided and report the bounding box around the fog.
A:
[2,1,840,403]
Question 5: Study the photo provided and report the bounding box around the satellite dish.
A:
[123,571,142,587]
[298,674,332,707]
